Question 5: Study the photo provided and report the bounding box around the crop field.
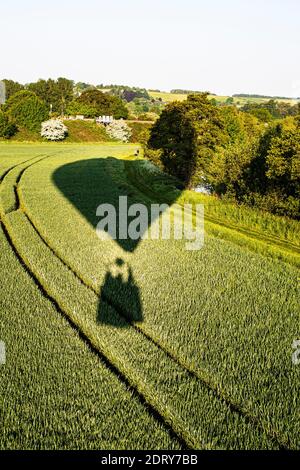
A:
[0,142,299,450]
[148,90,299,106]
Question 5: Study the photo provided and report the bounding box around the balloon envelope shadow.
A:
[53,157,181,327]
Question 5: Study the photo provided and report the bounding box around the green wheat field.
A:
[0,142,299,450]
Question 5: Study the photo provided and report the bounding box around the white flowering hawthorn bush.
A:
[106,120,132,143]
[41,119,68,141]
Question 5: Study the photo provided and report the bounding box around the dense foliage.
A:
[245,122,300,218]
[5,90,49,132]
[74,89,128,119]
[147,93,227,187]
[66,100,98,118]
[241,100,299,121]
[127,121,152,144]
[146,93,300,218]
[0,110,17,138]
[27,78,74,115]
[4,90,36,110]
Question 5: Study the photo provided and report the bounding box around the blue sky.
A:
[1,0,299,96]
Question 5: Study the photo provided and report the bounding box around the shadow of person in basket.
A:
[97,257,143,325]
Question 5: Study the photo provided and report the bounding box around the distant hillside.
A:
[233,93,299,100]
[170,89,214,95]
[148,90,299,106]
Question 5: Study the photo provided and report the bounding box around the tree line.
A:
[0,78,164,123]
[0,78,130,138]
[145,94,300,219]
[1,78,129,116]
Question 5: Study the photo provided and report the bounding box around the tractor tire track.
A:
[0,152,72,220]
[0,154,47,183]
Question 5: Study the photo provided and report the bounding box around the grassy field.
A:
[0,142,299,449]
[149,90,299,106]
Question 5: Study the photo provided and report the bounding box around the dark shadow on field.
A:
[99,258,143,325]
[53,157,181,327]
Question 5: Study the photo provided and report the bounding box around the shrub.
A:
[106,120,132,142]
[0,110,17,139]
[41,119,68,141]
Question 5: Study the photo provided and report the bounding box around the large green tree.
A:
[76,89,128,119]
[27,78,74,115]
[207,107,263,197]
[239,119,300,218]
[264,127,300,216]
[4,90,36,109]
[147,93,226,187]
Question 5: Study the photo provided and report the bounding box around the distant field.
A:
[149,90,299,106]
